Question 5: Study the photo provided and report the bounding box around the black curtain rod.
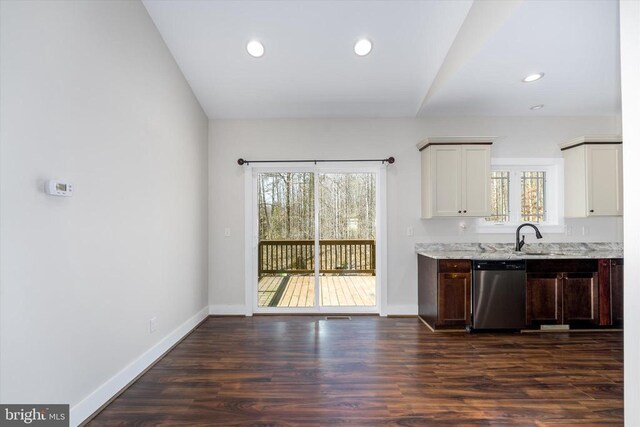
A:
[237,157,395,165]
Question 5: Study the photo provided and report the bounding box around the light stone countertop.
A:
[415,242,623,260]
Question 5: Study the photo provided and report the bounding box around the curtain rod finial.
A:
[237,158,246,165]
[388,157,395,164]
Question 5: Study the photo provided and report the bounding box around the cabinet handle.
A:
[589,209,594,213]
[463,210,467,213]
[458,210,462,214]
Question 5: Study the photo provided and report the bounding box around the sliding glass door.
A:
[254,167,379,313]
[257,172,315,308]
[318,173,376,308]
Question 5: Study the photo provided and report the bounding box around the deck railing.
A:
[258,239,375,275]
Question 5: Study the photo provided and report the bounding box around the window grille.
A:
[521,171,546,223]
[486,171,510,222]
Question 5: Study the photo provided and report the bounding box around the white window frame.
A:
[476,158,565,234]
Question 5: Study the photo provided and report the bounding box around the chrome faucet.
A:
[515,223,543,252]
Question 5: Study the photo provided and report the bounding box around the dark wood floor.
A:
[87,316,623,426]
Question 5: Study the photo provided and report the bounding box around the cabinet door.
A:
[611,259,623,326]
[461,145,491,216]
[597,259,612,326]
[526,273,562,325]
[430,146,461,216]
[563,272,599,325]
[587,144,623,216]
[437,272,471,326]
[563,146,587,217]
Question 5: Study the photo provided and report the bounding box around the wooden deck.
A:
[258,274,376,307]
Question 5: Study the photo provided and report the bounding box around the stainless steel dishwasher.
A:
[472,260,526,330]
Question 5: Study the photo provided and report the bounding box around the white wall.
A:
[0,0,208,420]
[209,116,621,313]
[620,1,640,424]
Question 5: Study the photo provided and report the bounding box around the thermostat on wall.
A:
[45,180,73,197]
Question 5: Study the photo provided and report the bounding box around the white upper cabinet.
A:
[429,145,461,216]
[561,136,623,217]
[418,137,493,219]
[461,145,492,216]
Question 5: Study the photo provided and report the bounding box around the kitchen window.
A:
[478,158,564,233]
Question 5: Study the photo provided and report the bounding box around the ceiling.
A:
[142,0,621,119]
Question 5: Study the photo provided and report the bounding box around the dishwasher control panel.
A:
[473,260,526,270]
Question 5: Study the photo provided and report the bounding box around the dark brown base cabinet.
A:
[419,255,623,331]
[564,272,600,325]
[525,259,622,328]
[418,256,471,328]
[526,272,600,326]
[609,259,624,326]
[526,273,563,325]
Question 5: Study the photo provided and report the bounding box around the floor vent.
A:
[324,316,352,320]
[541,324,570,331]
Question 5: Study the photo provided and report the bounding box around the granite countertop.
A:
[415,242,623,260]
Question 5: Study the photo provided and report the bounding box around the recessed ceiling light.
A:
[354,39,373,56]
[246,40,264,58]
[530,104,544,110]
[522,72,544,83]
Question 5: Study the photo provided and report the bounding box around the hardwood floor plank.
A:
[87,317,623,426]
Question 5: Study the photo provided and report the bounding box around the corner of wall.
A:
[70,307,209,426]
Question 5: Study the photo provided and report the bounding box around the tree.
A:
[257,172,375,241]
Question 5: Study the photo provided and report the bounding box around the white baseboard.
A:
[70,306,209,426]
[209,304,249,315]
[384,304,418,316]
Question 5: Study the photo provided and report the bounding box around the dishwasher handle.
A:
[473,260,526,271]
